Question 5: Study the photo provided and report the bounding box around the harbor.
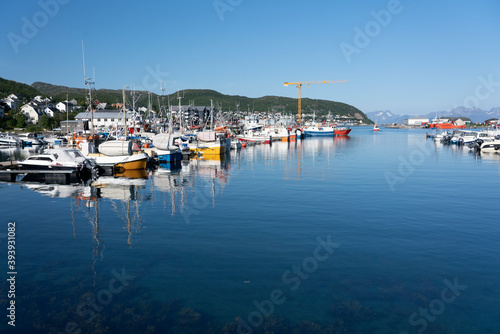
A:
[1,127,500,333]
[2,0,500,332]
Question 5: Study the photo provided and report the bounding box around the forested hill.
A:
[1,78,370,122]
[32,82,369,121]
[0,77,41,99]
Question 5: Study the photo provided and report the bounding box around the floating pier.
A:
[0,163,80,184]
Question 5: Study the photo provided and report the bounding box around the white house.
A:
[405,117,429,126]
[75,110,132,129]
[33,96,51,104]
[5,94,21,110]
[96,102,107,110]
[56,101,76,112]
[440,117,471,126]
[43,107,58,117]
[20,103,42,123]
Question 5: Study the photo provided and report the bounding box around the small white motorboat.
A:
[17,148,102,180]
[0,134,23,147]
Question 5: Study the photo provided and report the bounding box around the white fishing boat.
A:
[303,124,334,136]
[236,130,272,144]
[262,127,290,141]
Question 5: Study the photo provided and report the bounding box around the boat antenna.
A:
[82,41,95,137]
[82,41,86,80]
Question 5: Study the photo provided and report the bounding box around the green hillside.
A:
[1,77,41,100]
[31,82,370,122]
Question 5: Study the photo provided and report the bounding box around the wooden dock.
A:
[0,164,77,184]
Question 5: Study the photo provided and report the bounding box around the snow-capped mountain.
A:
[365,110,408,124]
[424,107,500,123]
[367,107,500,124]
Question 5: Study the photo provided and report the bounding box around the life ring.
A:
[77,140,84,150]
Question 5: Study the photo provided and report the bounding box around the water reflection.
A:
[15,155,232,243]
[2,134,499,333]
[0,146,44,162]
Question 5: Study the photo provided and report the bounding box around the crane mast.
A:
[283,80,348,125]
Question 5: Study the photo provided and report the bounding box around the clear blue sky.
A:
[2,0,500,115]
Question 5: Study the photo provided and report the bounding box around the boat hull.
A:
[304,131,334,137]
[190,145,225,155]
[334,128,351,136]
[115,158,147,171]
[156,150,182,163]
[237,137,271,144]
[480,141,500,153]
[89,153,148,170]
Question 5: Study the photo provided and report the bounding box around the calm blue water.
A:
[1,127,500,333]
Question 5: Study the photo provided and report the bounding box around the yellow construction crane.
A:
[283,80,348,125]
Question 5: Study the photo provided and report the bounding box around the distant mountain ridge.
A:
[366,107,500,124]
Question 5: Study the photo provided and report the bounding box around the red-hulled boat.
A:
[334,127,351,136]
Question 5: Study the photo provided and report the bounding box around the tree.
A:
[38,114,52,129]
[15,112,26,128]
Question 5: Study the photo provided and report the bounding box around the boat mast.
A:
[178,92,183,132]
[147,92,152,124]
[122,85,128,139]
[210,99,214,130]
[66,94,69,139]
[82,41,95,137]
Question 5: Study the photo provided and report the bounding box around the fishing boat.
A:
[373,124,380,131]
[262,127,290,142]
[152,133,183,163]
[303,124,334,136]
[188,130,227,155]
[237,130,272,144]
[334,127,351,136]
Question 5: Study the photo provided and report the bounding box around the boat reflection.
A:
[114,169,149,179]
[16,153,232,240]
[151,155,231,218]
